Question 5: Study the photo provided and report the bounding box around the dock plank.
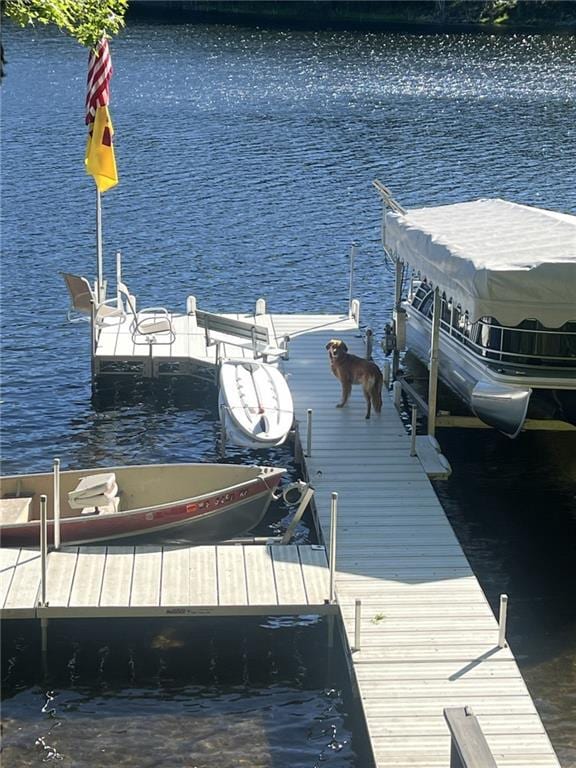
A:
[270,545,307,605]
[46,547,78,607]
[216,545,248,605]
[298,545,330,605]
[244,545,278,606]
[188,546,218,605]
[3,549,40,615]
[0,548,21,608]
[130,546,162,606]
[161,546,190,606]
[69,547,107,608]
[100,546,134,607]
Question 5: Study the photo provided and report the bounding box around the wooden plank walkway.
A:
[0,544,335,619]
[273,316,561,768]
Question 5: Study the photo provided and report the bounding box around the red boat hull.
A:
[0,472,282,547]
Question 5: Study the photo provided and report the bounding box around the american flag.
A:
[85,37,112,125]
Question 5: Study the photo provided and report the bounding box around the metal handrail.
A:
[410,302,576,367]
[443,318,576,365]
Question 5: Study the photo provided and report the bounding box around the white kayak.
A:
[219,360,294,447]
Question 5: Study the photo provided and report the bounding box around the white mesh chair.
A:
[117,281,175,345]
[61,272,125,326]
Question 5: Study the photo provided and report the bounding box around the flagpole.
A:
[96,188,104,303]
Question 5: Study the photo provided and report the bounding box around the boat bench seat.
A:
[0,497,33,525]
[195,310,286,360]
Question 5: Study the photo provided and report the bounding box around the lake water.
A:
[1,19,575,767]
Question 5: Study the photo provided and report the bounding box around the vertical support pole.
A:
[41,617,49,680]
[354,599,361,652]
[392,380,402,411]
[327,614,335,649]
[392,259,403,377]
[410,405,418,457]
[329,492,338,604]
[348,241,358,315]
[282,335,290,360]
[91,300,97,357]
[428,287,441,438]
[365,328,373,360]
[116,249,122,284]
[382,360,391,389]
[96,189,104,304]
[498,594,508,648]
[53,458,61,551]
[39,494,48,608]
[116,250,122,306]
[220,407,227,459]
[306,409,313,457]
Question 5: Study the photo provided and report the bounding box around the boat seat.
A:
[61,271,125,326]
[0,497,33,525]
[68,473,119,512]
[117,281,176,345]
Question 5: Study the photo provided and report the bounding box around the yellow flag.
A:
[85,105,118,193]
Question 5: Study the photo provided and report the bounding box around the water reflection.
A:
[2,618,367,767]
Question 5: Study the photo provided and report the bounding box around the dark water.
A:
[1,20,575,766]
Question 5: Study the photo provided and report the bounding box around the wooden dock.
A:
[1,306,561,767]
[274,317,561,768]
[0,543,334,620]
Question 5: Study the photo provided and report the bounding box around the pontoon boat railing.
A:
[440,315,575,367]
[410,282,576,368]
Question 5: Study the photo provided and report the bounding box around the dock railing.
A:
[443,707,497,768]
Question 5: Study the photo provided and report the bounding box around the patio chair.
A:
[117,281,175,345]
[61,272,125,326]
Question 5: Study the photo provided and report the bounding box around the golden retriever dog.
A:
[326,339,383,419]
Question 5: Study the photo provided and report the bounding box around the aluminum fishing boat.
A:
[0,463,285,547]
[378,193,576,437]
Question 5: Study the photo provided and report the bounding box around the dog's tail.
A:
[372,368,383,414]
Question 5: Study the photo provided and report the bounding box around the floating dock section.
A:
[0,544,334,619]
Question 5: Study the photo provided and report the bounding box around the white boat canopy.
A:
[385,198,576,328]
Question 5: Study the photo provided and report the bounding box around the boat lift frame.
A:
[373,180,575,438]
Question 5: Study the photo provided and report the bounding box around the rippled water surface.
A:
[1,20,576,767]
